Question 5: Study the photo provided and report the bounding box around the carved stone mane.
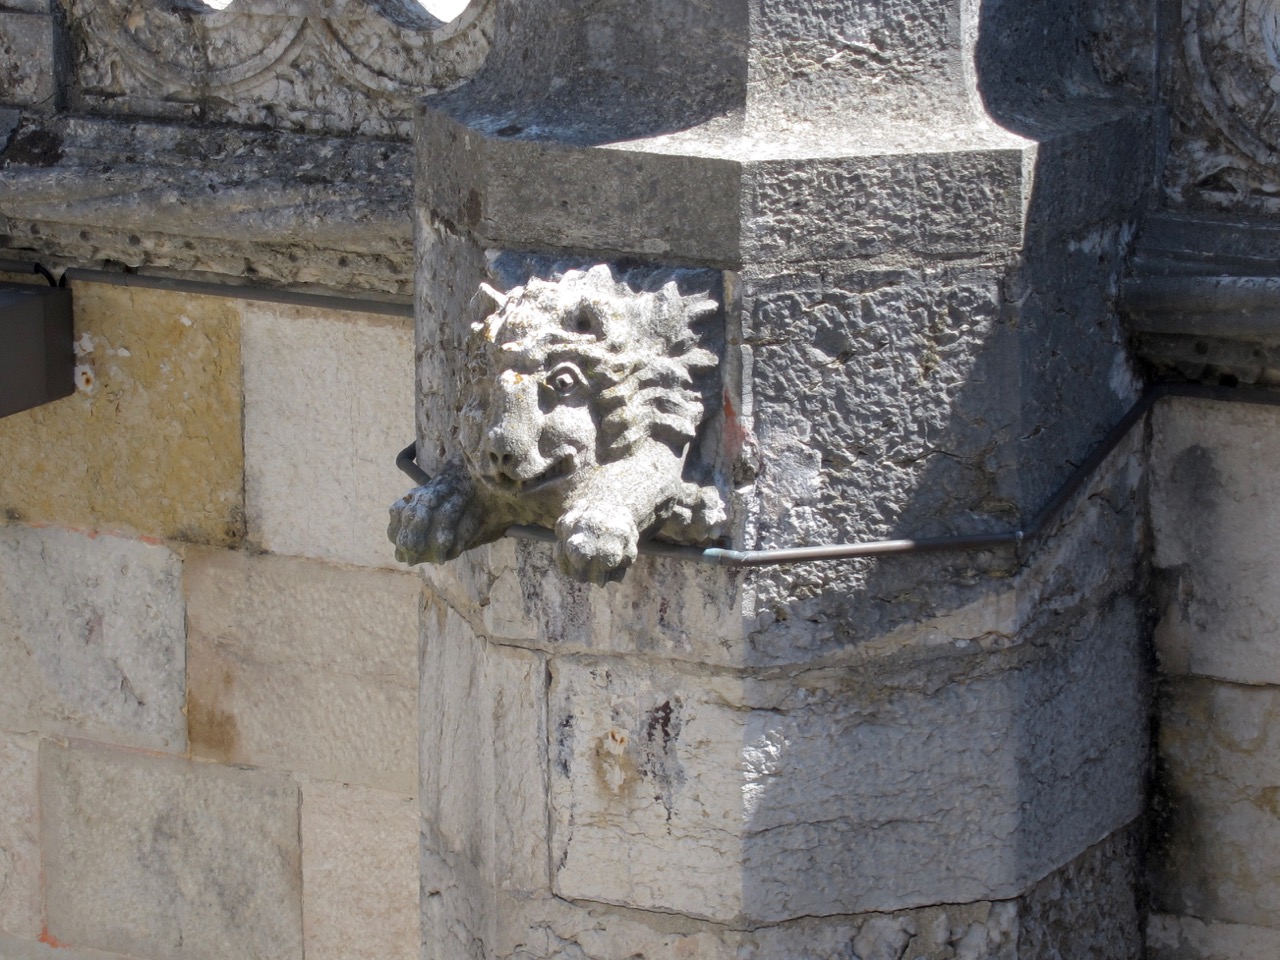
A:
[389,259,728,584]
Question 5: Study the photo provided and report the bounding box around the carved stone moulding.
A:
[389,254,743,585]
[1124,211,1280,385]
[66,0,495,138]
[1173,0,1280,208]
[0,115,415,294]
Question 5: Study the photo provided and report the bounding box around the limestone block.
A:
[243,302,414,569]
[435,536,748,667]
[425,828,1136,960]
[548,599,1145,924]
[301,781,418,960]
[1151,397,1280,685]
[0,12,53,107]
[1149,914,1280,960]
[0,733,39,939]
[0,282,243,544]
[185,548,419,793]
[0,935,133,960]
[0,525,186,751]
[41,740,302,960]
[1153,676,1280,929]
[420,598,549,898]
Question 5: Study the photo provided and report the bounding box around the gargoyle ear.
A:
[477,283,508,309]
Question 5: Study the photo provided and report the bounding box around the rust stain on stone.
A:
[187,667,239,764]
[592,728,637,796]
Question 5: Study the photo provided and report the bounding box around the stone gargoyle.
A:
[388,259,729,584]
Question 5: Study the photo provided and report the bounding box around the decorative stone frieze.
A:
[65,0,495,138]
[1169,0,1280,209]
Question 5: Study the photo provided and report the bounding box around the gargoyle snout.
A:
[482,431,522,477]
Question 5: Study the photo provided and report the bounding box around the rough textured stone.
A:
[243,301,414,569]
[0,11,53,108]
[1152,675,1280,930]
[301,781,418,960]
[0,733,39,940]
[0,281,243,545]
[547,593,1145,924]
[41,740,302,960]
[1016,825,1143,960]
[185,548,419,793]
[0,525,185,751]
[1151,397,1280,685]
[1149,914,1280,960]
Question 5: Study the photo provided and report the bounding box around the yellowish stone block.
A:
[0,281,243,545]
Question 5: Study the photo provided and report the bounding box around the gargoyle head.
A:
[459,262,721,515]
[390,259,729,584]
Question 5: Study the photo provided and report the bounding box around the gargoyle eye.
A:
[546,363,585,396]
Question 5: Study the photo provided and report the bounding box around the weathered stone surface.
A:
[185,548,419,793]
[0,525,185,751]
[0,117,416,294]
[1149,914,1280,960]
[0,733,39,940]
[42,740,302,960]
[301,781,418,960]
[420,598,549,900]
[0,935,133,960]
[425,826,1137,959]
[1016,825,1142,960]
[1166,0,1280,212]
[412,0,1155,954]
[548,593,1145,924]
[0,281,243,544]
[1152,676,1280,930]
[1151,397,1280,685]
[0,11,53,108]
[65,0,494,139]
[243,301,414,569]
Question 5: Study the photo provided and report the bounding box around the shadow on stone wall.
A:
[733,0,1157,946]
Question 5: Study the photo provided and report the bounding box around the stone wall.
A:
[0,279,422,960]
[1147,396,1280,960]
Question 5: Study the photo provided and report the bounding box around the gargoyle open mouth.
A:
[481,455,577,494]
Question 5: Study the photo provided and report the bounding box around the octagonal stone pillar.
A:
[410,0,1157,956]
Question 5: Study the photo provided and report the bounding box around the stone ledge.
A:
[1149,914,1280,960]
[1124,212,1280,385]
[420,104,1151,268]
[0,115,414,295]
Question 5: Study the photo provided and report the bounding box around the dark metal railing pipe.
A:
[391,381,1280,568]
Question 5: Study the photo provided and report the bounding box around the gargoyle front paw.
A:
[554,507,639,586]
[388,470,485,566]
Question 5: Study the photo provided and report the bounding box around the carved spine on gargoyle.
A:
[389,260,729,584]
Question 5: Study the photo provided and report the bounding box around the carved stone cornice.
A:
[1124,211,1280,385]
[0,114,414,294]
